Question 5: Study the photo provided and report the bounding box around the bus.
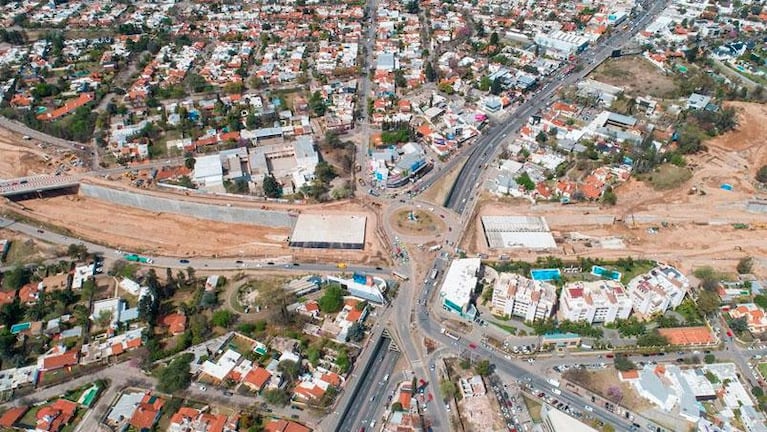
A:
[392,271,409,281]
[429,269,439,280]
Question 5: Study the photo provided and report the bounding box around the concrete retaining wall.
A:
[80,183,295,228]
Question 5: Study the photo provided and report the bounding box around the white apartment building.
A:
[558,280,632,324]
[626,265,690,318]
[491,273,556,322]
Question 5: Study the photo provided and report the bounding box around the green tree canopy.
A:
[318,284,345,313]
[157,353,194,393]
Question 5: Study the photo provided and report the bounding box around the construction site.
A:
[462,102,767,275]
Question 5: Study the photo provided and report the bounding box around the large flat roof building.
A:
[289,214,366,249]
[440,258,481,320]
[626,265,689,318]
[491,272,556,322]
[481,216,557,250]
[327,273,386,304]
[558,280,631,324]
[541,404,598,432]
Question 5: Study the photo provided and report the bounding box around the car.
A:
[430,363,435,371]
[375,266,383,270]
[179,259,190,264]
[235,260,243,264]
[37,229,44,233]
[293,263,299,266]
[469,343,477,349]
[199,385,207,391]
[223,391,233,396]
[267,262,275,265]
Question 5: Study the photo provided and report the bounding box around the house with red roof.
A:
[19,283,41,305]
[39,347,79,371]
[0,406,28,428]
[160,313,187,335]
[0,290,15,306]
[168,406,234,432]
[129,393,165,431]
[729,303,767,334]
[37,93,94,121]
[243,366,272,392]
[35,399,78,432]
[264,419,312,432]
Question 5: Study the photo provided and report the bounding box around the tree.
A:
[752,386,764,398]
[263,388,291,406]
[309,91,326,116]
[490,78,503,95]
[535,131,548,144]
[636,330,670,347]
[489,32,499,46]
[262,175,281,198]
[704,354,716,364]
[606,385,623,403]
[278,360,301,383]
[184,157,196,170]
[424,62,437,82]
[602,186,617,205]
[2,266,28,290]
[405,0,419,14]
[757,165,767,183]
[67,243,89,260]
[212,310,235,328]
[754,294,767,310]
[728,316,748,333]
[346,321,365,342]
[138,292,159,326]
[695,290,721,316]
[318,285,345,313]
[336,349,351,373]
[315,161,337,183]
[515,172,535,191]
[613,354,636,372]
[736,257,753,274]
[439,379,457,400]
[96,310,113,328]
[157,353,194,393]
[474,359,491,376]
[391,402,404,411]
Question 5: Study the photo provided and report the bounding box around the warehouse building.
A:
[289,214,366,249]
[481,216,557,249]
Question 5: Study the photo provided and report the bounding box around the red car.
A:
[469,343,477,349]
[727,330,733,337]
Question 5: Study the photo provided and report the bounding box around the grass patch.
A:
[521,393,542,422]
[4,239,41,265]
[757,362,767,379]
[640,164,693,190]
[489,320,517,335]
[234,277,291,313]
[392,209,444,235]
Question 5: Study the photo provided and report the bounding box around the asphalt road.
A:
[445,0,670,214]
[337,339,399,432]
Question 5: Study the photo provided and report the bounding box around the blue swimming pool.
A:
[531,268,561,281]
[591,265,622,281]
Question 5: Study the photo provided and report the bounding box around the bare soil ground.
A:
[420,160,465,206]
[463,102,767,276]
[578,369,652,412]
[588,56,677,98]
[3,193,388,265]
[0,128,90,179]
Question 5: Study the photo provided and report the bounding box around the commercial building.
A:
[481,216,557,250]
[541,403,598,432]
[491,272,556,322]
[439,258,481,320]
[558,280,632,324]
[534,31,589,59]
[326,273,387,304]
[289,214,366,249]
[626,265,689,318]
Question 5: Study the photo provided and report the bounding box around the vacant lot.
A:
[638,164,693,190]
[589,57,677,98]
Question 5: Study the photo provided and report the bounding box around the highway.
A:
[445,0,669,214]
[337,338,399,432]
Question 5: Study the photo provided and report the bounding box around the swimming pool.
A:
[591,265,622,281]
[531,268,562,281]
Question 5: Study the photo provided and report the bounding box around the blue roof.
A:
[542,332,580,340]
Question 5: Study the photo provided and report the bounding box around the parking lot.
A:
[488,373,534,432]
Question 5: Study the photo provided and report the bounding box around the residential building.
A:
[129,393,165,432]
[168,406,236,432]
[439,258,481,320]
[541,403,598,432]
[326,273,386,304]
[35,399,78,432]
[626,265,690,318]
[558,280,632,324]
[729,303,767,334]
[193,155,224,188]
[264,419,311,432]
[686,93,711,110]
[491,272,556,322]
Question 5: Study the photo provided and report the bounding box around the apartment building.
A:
[440,258,481,320]
[558,280,632,324]
[626,265,690,318]
[491,273,556,322]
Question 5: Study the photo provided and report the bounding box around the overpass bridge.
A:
[0,175,81,197]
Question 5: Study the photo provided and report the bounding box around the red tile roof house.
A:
[243,366,272,392]
[0,406,28,429]
[39,347,79,371]
[35,399,78,432]
[130,393,165,431]
[160,313,187,335]
[264,419,312,432]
